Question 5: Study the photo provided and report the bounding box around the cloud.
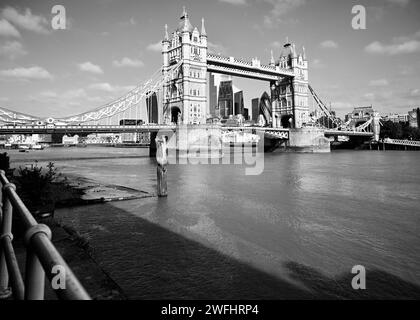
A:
[270,41,283,49]
[369,79,389,86]
[146,41,162,52]
[261,0,305,28]
[1,6,49,34]
[78,62,104,74]
[311,59,325,69]
[218,0,247,5]
[0,66,53,80]
[365,40,420,55]
[112,57,144,68]
[208,41,228,55]
[366,30,420,55]
[320,40,338,49]
[0,19,20,37]
[410,89,420,97]
[0,40,27,59]
[88,82,135,93]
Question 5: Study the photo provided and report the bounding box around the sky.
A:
[0,0,419,119]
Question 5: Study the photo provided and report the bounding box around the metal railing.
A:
[0,170,90,300]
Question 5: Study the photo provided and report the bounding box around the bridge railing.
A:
[384,139,420,146]
[0,170,90,300]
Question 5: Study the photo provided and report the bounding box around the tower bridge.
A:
[0,7,379,147]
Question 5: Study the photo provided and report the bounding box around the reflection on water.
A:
[9,148,420,298]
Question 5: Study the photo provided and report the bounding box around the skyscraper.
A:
[234,91,244,116]
[218,80,233,118]
[208,73,218,117]
[146,92,158,123]
[252,98,260,121]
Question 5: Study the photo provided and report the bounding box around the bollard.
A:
[156,136,168,197]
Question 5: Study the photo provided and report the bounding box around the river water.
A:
[9,147,420,299]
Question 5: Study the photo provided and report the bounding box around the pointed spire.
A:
[270,50,275,65]
[291,43,297,58]
[302,46,306,60]
[201,18,207,37]
[164,24,169,41]
[182,6,187,19]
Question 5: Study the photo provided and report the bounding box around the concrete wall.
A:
[288,127,330,153]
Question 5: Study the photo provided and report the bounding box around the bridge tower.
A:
[162,8,208,125]
[270,40,309,128]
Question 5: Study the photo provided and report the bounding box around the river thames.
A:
[9,147,420,299]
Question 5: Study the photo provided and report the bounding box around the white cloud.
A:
[0,40,27,59]
[270,41,283,49]
[311,59,325,69]
[369,79,389,86]
[1,6,49,34]
[366,30,420,55]
[146,41,162,52]
[218,0,247,5]
[112,57,144,68]
[0,19,20,37]
[410,89,420,97]
[89,82,135,93]
[208,41,227,55]
[0,66,53,80]
[320,40,338,49]
[365,40,420,55]
[78,62,104,74]
[261,0,305,28]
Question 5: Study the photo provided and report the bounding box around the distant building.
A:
[208,73,218,117]
[408,108,420,128]
[146,92,158,123]
[218,80,233,118]
[234,91,244,116]
[382,113,409,123]
[251,98,260,121]
[243,108,249,120]
[348,106,375,125]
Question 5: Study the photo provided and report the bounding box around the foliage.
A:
[12,161,60,214]
[0,152,10,171]
[380,121,420,140]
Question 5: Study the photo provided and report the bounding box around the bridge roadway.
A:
[383,138,420,147]
[0,124,373,138]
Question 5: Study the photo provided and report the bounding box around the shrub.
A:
[13,161,59,215]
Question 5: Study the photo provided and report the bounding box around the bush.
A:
[13,161,59,215]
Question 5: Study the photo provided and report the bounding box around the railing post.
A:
[24,250,45,300]
[24,224,52,300]
[0,175,12,299]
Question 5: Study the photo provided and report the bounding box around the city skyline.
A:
[0,0,419,119]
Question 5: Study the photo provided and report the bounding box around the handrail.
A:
[0,170,90,300]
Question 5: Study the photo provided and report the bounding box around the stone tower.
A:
[270,40,309,128]
[162,8,208,125]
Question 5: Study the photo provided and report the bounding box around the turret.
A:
[270,50,275,66]
[162,24,170,67]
